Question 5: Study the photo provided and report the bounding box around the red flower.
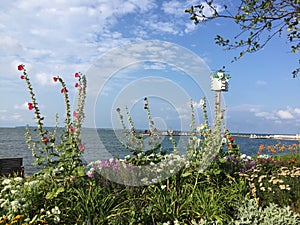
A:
[28,102,34,110]
[228,136,234,142]
[227,143,231,148]
[42,137,49,143]
[61,87,68,93]
[75,82,79,88]
[53,77,58,82]
[20,75,25,79]
[18,64,24,71]
[75,72,80,78]
[70,126,75,133]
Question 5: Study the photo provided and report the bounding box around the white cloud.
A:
[256,80,267,86]
[162,0,187,16]
[255,111,278,120]
[14,102,28,110]
[277,110,294,119]
[294,108,300,115]
[144,20,179,35]
[35,73,53,86]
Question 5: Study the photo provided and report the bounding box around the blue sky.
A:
[0,0,299,134]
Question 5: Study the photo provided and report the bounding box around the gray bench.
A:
[0,158,24,177]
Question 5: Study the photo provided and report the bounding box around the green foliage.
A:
[1,65,299,224]
[185,0,300,77]
[233,199,299,225]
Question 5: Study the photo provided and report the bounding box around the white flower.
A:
[54,215,60,223]
[2,179,12,185]
[174,220,180,225]
[161,185,167,190]
[51,206,61,215]
[163,222,170,225]
[141,177,148,182]
[241,154,247,159]
[221,137,227,144]
[199,98,205,106]
[13,177,23,182]
[10,190,18,195]
[151,178,158,183]
[170,169,175,174]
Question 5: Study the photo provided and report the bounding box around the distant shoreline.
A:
[1,127,298,140]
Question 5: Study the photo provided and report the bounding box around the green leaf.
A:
[46,186,65,199]
[181,172,192,177]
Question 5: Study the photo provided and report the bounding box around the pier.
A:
[232,134,300,141]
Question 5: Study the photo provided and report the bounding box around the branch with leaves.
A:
[185,0,300,77]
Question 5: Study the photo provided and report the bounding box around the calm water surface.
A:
[0,128,298,175]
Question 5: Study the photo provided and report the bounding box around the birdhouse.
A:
[210,70,229,92]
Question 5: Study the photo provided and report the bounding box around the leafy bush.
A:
[233,199,299,225]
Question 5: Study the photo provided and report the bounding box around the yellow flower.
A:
[0,216,7,223]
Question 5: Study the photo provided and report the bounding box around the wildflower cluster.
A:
[257,142,300,156]
[238,158,300,211]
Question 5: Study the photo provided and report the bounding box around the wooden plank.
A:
[0,158,24,177]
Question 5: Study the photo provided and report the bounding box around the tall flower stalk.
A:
[18,64,87,177]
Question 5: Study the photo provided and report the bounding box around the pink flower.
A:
[53,77,58,82]
[87,172,94,178]
[69,126,75,133]
[28,102,34,110]
[79,144,85,151]
[197,124,205,131]
[73,111,79,119]
[75,72,80,78]
[18,64,24,71]
[75,82,79,88]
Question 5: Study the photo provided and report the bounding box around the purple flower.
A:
[87,172,94,178]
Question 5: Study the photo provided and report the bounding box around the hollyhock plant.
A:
[18,64,87,179]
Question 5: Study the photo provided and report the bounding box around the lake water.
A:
[0,127,298,175]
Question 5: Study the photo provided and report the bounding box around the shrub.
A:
[233,199,300,225]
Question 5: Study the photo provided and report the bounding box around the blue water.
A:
[0,128,298,175]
